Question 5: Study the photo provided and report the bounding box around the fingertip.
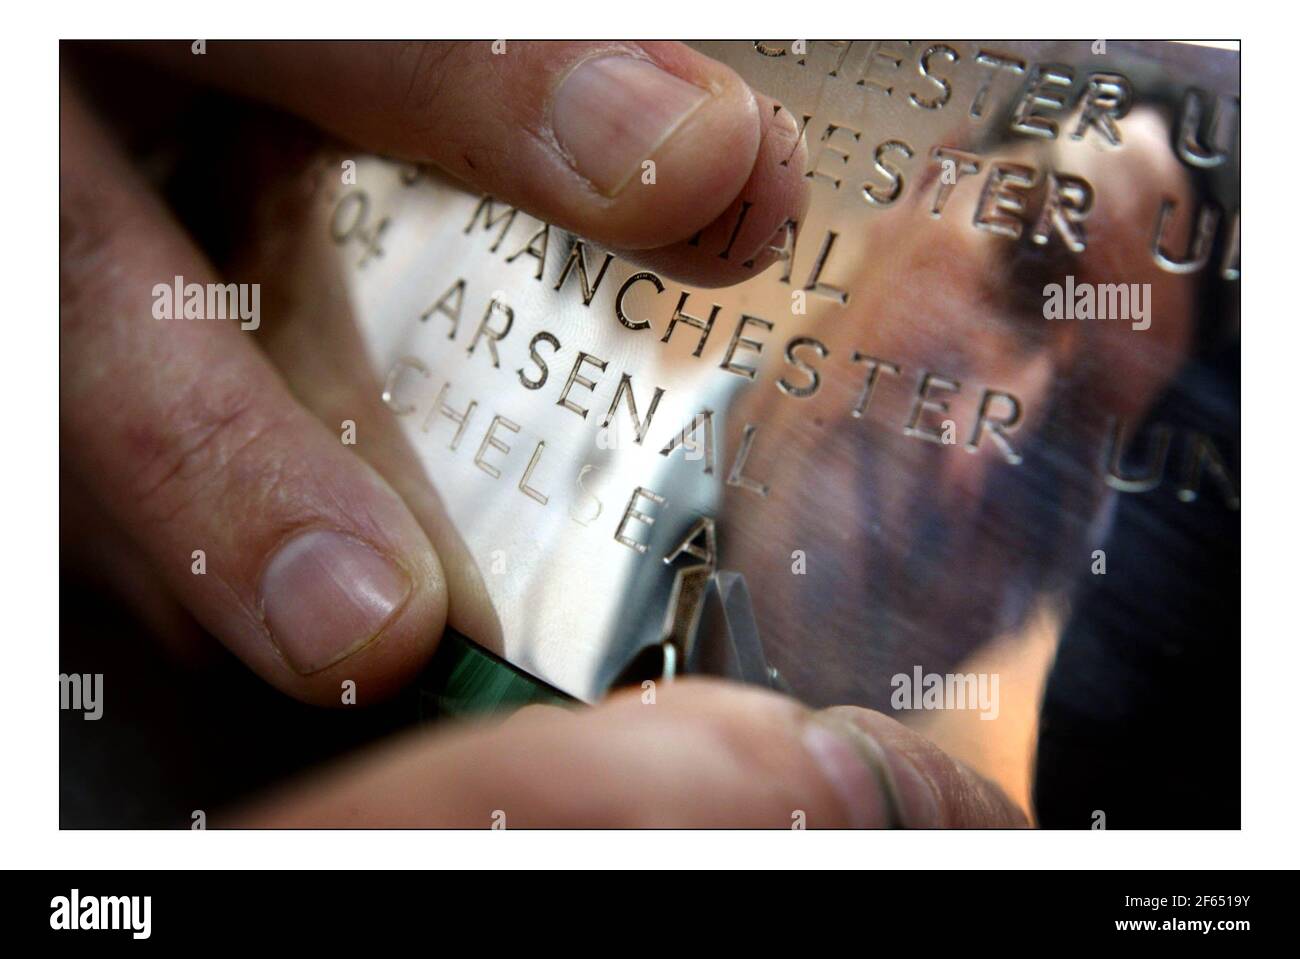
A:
[274,508,449,707]
[555,46,763,251]
[222,426,450,706]
[821,706,1029,827]
[611,94,811,288]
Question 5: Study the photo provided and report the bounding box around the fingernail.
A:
[802,717,940,828]
[260,529,412,674]
[552,55,709,197]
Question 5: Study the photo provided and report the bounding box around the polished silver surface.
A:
[334,41,1238,801]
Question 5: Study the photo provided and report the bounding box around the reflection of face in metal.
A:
[724,95,1214,712]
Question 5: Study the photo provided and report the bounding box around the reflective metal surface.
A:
[332,41,1239,800]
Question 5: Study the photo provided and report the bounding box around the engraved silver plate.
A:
[332,41,1239,802]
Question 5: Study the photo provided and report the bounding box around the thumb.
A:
[61,80,447,706]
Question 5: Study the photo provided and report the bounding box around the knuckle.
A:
[130,374,291,526]
[59,201,152,337]
[394,42,506,180]
[395,41,462,111]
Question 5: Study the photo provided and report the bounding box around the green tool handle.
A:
[415,629,572,721]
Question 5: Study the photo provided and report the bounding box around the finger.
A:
[624,94,811,287]
[822,706,1030,827]
[236,679,1023,827]
[60,79,448,705]
[62,469,211,664]
[214,132,510,651]
[131,40,809,275]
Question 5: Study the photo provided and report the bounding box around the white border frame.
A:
[6,4,1286,869]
